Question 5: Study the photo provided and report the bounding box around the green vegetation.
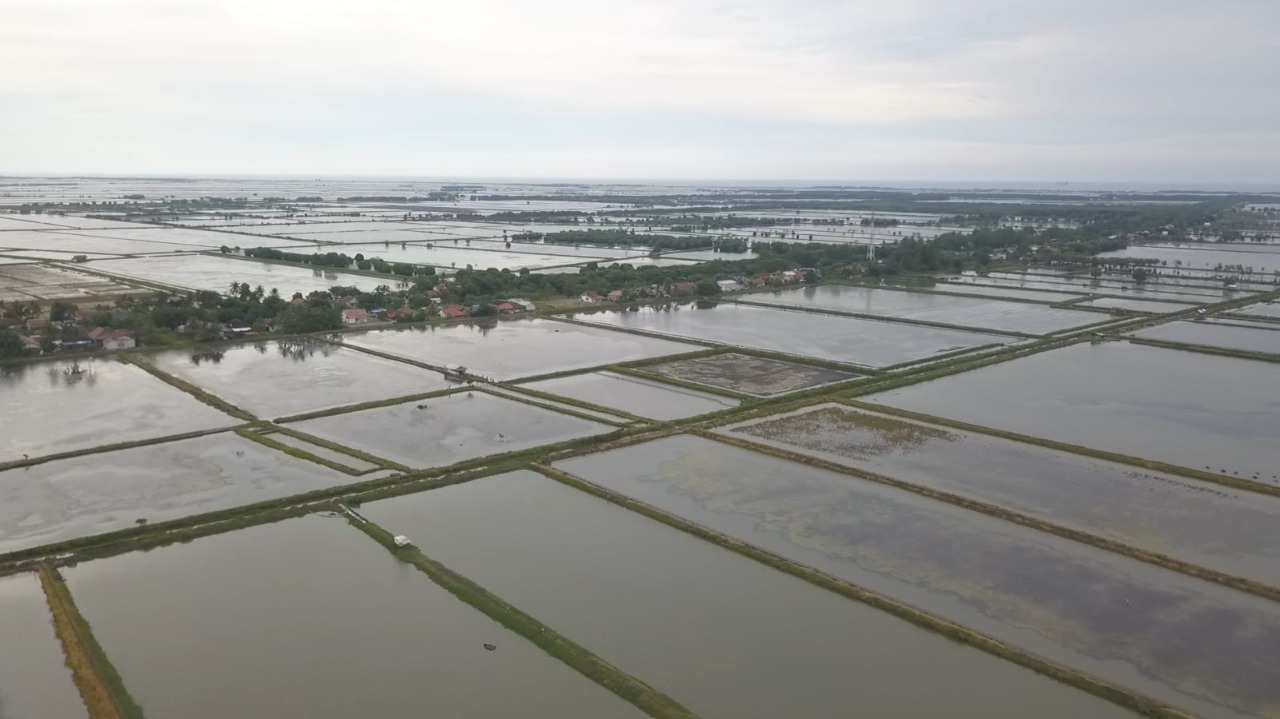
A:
[38,565,146,719]
[346,514,700,719]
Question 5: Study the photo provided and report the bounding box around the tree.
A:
[695,279,721,296]
[1131,268,1151,283]
[49,301,75,322]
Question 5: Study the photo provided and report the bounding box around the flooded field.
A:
[1099,245,1280,272]
[556,436,1280,718]
[927,282,1086,303]
[575,303,1012,368]
[363,471,1136,719]
[946,274,1233,303]
[1131,321,1280,355]
[287,391,614,468]
[0,263,141,302]
[261,432,380,472]
[1072,297,1195,313]
[147,340,450,418]
[0,230,213,256]
[86,255,381,294]
[644,352,862,395]
[316,242,585,271]
[62,515,641,719]
[342,318,699,380]
[1236,301,1280,319]
[520,371,739,419]
[0,359,236,462]
[725,404,1280,588]
[864,341,1280,482]
[0,433,357,555]
[0,573,85,719]
[742,285,1099,334]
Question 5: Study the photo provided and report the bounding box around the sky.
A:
[2,0,1279,183]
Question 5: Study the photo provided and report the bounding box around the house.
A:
[18,335,43,354]
[87,327,111,343]
[342,308,372,325]
[102,329,136,351]
[25,318,48,332]
[71,254,89,263]
[580,291,603,303]
[716,279,742,293]
[507,298,537,312]
[439,304,468,319]
[494,301,520,315]
[672,282,697,295]
[606,289,624,302]
[385,307,415,320]
[393,535,413,548]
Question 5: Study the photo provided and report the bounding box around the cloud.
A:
[1,0,1277,181]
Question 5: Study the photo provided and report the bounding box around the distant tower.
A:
[867,244,876,261]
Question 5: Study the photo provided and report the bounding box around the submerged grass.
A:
[38,565,145,719]
[345,512,700,719]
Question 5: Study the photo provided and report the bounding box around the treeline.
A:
[336,193,458,202]
[242,247,438,277]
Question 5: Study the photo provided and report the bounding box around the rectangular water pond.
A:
[86,255,381,294]
[1236,301,1280,319]
[1073,297,1198,313]
[519,371,740,420]
[863,341,1280,483]
[574,303,1012,368]
[0,432,358,555]
[1130,321,1280,355]
[0,359,237,463]
[642,352,863,396]
[743,285,1100,334]
[61,515,642,719]
[724,404,1280,589]
[342,318,700,380]
[0,573,86,719]
[287,391,615,468]
[362,471,1137,719]
[929,282,1087,303]
[147,340,451,419]
[555,435,1280,719]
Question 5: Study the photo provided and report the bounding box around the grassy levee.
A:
[840,399,1280,499]
[728,297,1040,339]
[475,385,636,426]
[233,427,363,475]
[38,565,145,719]
[119,356,257,421]
[876,342,1010,373]
[1126,336,1280,364]
[0,426,241,473]
[532,466,1194,719]
[265,425,411,472]
[700,429,1280,604]
[271,386,463,424]
[344,514,701,719]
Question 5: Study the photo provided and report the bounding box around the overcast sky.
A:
[3,0,1278,183]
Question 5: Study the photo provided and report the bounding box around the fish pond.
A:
[927,281,1086,303]
[724,403,1280,588]
[286,391,615,468]
[0,359,236,463]
[0,432,358,555]
[742,285,1100,334]
[1072,297,1196,313]
[61,515,642,719]
[642,352,863,396]
[556,435,1280,719]
[519,371,739,420]
[147,340,450,419]
[0,573,85,719]
[342,318,700,380]
[86,255,381,294]
[1130,321,1280,355]
[862,341,1280,483]
[362,470,1136,719]
[574,303,1012,368]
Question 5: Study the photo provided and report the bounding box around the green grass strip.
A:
[39,565,146,719]
[271,386,463,424]
[345,512,701,719]
[532,466,1195,719]
[233,427,363,476]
